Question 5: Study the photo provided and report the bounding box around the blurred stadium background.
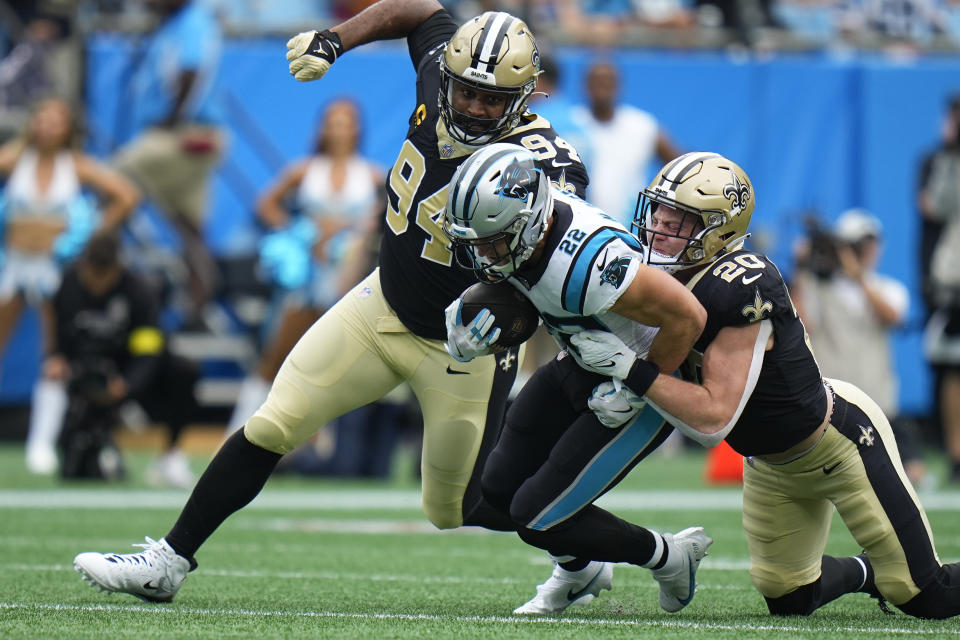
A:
[1,0,959,458]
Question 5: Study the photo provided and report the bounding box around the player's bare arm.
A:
[610,263,706,374]
[645,320,771,440]
[287,0,444,81]
[330,0,444,51]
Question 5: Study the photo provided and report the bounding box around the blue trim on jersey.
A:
[528,408,669,531]
[610,228,643,251]
[562,232,613,314]
[561,227,642,314]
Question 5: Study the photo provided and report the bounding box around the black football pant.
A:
[482,353,673,565]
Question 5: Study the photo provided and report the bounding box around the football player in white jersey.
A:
[574,152,960,619]
[442,143,713,615]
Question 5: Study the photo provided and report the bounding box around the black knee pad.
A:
[765,582,818,616]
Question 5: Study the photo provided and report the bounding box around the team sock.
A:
[165,429,281,561]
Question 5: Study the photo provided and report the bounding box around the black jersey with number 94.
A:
[377,13,588,340]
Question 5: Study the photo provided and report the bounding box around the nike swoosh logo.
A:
[596,248,609,272]
[823,462,841,474]
[143,581,159,590]
[552,160,572,167]
[446,365,469,375]
[742,273,762,285]
[566,566,605,602]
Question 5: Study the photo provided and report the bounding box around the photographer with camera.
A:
[792,210,926,486]
[43,231,198,484]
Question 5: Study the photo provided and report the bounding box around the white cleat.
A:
[513,561,613,615]
[74,537,191,603]
[651,526,713,613]
[25,445,57,475]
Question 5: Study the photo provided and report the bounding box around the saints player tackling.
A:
[574,152,960,619]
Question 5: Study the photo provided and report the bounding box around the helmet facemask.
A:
[438,72,533,146]
[634,193,713,274]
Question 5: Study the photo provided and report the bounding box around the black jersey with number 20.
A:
[683,248,828,456]
[377,11,589,340]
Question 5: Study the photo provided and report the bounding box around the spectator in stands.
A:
[0,97,139,475]
[226,98,384,436]
[572,60,681,227]
[48,231,199,486]
[694,0,784,46]
[835,0,952,50]
[0,5,77,142]
[792,209,927,486]
[919,94,960,484]
[112,0,225,329]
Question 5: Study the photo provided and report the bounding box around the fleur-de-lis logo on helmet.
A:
[723,169,750,214]
[496,157,537,201]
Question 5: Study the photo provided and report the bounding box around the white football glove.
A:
[588,380,647,429]
[569,330,638,380]
[444,298,501,363]
[286,29,342,82]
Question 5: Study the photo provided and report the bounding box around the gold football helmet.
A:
[439,12,540,145]
[634,152,755,273]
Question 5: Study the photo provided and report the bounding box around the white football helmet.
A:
[634,152,755,274]
[443,143,552,280]
[439,12,540,145]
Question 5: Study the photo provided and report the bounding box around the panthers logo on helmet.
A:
[599,256,632,288]
[723,170,751,214]
[496,158,538,201]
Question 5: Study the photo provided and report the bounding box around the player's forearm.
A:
[330,0,444,51]
[644,374,732,436]
[645,311,704,374]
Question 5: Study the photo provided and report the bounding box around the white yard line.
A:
[1,561,756,581]
[0,602,955,635]
[2,487,959,510]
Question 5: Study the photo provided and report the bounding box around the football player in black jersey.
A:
[73,1,591,603]
[574,152,960,619]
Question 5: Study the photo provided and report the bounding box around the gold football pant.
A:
[743,378,939,606]
[245,269,522,529]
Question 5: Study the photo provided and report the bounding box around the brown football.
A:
[459,281,540,348]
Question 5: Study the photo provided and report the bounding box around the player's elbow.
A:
[680,404,736,448]
[676,416,730,449]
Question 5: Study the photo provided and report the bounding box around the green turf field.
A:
[1,444,958,639]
